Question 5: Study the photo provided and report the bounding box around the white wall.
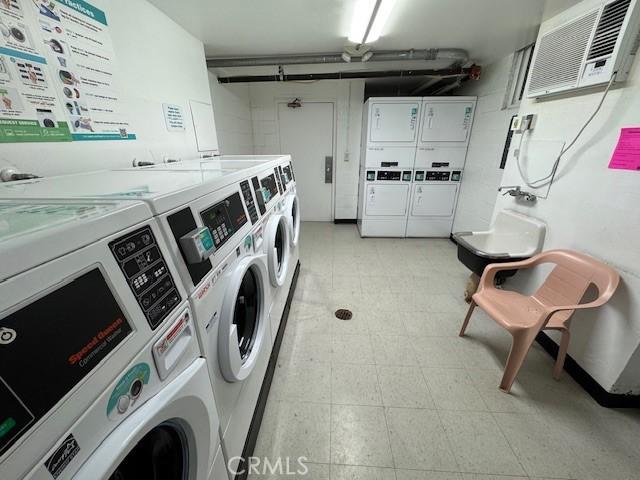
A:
[1,0,214,176]
[248,80,365,219]
[453,55,519,232]
[489,0,640,393]
[209,77,254,154]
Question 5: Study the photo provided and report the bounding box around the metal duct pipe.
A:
[207,48,468,68]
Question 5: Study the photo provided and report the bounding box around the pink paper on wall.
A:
[608,127,640,171]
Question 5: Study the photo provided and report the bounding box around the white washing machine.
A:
[0,200,226,480]
[0,159,297,476]
[405,169,463,237]
[357,168,413,237]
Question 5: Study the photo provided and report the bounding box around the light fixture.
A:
[348,0,397,45]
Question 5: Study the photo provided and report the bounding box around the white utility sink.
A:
[453,210,546,279]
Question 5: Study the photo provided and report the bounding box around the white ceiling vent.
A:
[528,0,640,98]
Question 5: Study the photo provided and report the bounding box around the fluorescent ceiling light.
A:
[348,0,396,44]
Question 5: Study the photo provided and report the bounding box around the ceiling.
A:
[149,0,545,66]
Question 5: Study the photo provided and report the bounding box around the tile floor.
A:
[251,223,640,480]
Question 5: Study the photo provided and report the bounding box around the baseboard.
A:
[536,331,640,408]
[236,261,301,479]
[334,219,357,224]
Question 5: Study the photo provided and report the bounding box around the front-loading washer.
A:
[0,199,226,480]
[188,221,272,477]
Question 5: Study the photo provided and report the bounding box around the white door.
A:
[411,184,458,216]
[278,102,334,221]
[420,102,474,143]
[369,102,420,143]
[366,184,410,216]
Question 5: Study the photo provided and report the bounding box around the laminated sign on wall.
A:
[0,0,135,143]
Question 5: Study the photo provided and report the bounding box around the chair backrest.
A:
[532,250,620,309]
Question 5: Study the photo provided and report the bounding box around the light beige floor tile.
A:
[460,474,527,480]
[396,471,462,480]
[377,365,435,408]
[386,407,458,471]
[492,412,581,479]
[332,274,362,293]
[412,337,465,368]
[331,363,382,406]
[331,334,375,364]
[364,310,406,336]
[330,464,396,480]
[280,333,332,363]
[331,405,394,467]
[247,462,329,480]
[422,368,487,411]
[270,358,331,403]
[439,410,525,476]
[371,335,419,366]
[401,312,460,337]
[466,368,539,414]
[255,400,330,464]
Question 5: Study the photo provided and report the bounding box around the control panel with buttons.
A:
[110,226,182,330]
[415,171,425,181]
[240,180,259,224]
[425,171,451,181]
[366,171,375,181]
[402,171,412,182]
[200,192,248,251]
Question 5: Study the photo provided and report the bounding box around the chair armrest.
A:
[477,257,539,292]
[547,298,610,314]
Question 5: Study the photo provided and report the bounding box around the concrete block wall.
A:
[209,78,254,154]
[453,55,519,233]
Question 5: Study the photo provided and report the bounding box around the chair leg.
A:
[459,300,476,337]
[499,330,537,393]
[553,329,570,380]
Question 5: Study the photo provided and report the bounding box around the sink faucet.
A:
[498,185,536,202]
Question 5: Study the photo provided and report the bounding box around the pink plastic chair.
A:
[459,249,619,393]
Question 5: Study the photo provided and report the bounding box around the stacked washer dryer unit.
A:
[0,199,225,480]
[407,97,476,237]
[357,96,476,237]
[0,159,296,479]
[357,97,421,237]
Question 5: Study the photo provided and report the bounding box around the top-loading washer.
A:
[0,199,226,480]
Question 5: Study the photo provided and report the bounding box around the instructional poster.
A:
[0,0,135,143]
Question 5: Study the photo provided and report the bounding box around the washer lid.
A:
[264,214,290,287]
[218,255,268,382]
[0,200,151,281]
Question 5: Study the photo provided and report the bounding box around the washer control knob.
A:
[117,395,130,414]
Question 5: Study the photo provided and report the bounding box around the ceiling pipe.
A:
[216,66,472,84]
[207,48,469,68]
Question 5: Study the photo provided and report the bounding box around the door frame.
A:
[276,98,337,222]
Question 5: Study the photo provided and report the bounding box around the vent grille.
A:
[588,0,631,59]
[529,10,599,94]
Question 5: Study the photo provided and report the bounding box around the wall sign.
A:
[0,0,136,143]
[163,103,185,132]
[608,127,640,171]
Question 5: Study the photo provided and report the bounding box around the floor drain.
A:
[335,309,353,320]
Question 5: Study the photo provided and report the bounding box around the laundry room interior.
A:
[0,0,639,479]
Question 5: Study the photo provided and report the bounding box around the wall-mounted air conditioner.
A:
[528,0,640,98]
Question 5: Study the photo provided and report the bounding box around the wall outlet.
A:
[510,116,523,132]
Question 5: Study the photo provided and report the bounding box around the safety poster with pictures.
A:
[0,0,135,142]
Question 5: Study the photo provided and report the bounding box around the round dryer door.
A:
[218,256,269,382]
[285,192,300,247]
[265,213,290,287]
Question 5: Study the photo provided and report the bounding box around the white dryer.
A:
[357,168,413,237]
[0,200,226,480]
[405,169,463,237]
[361,97,421,169]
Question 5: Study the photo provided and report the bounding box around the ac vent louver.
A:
[529,10,599,94]
[588,0,632,59]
